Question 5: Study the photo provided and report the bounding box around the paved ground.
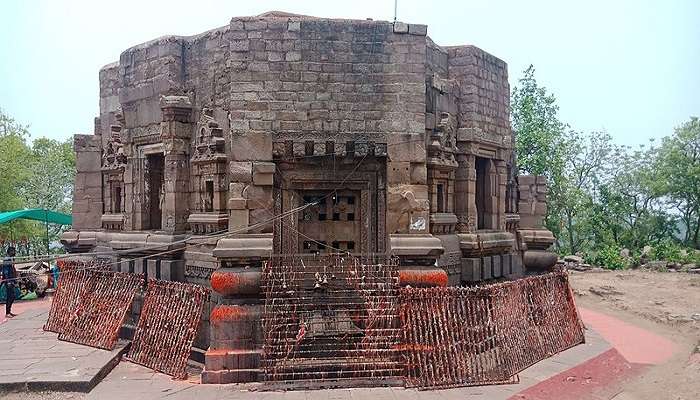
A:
[81,327,612,400]
[0,298,126,392]
[0,298,679,399]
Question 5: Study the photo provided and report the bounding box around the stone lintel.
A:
[517,228,556,250]
[458,231,515,257]
[60,230,98,253]
[389,234,443,258]
[108,232,188,255]
[187,212,229,225]
[212,234,273,260]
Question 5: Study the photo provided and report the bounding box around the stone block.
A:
[410,162,427,184]
[408,24,428,36]
[398,268,448,287]
[211,268,262,296]
[387,161,411,184]
[492,255,501,278]
[388,134,425,162]
[518,175,536,186]
[460,258,480,282]
[252,162,275,186]
[230,132,272,161]
[161,259,185,281]
[210,305,262,349]
[285,51,301,61]
[248,209,273,233]
[229,161,253,183]
[502,253,512,275]
[230,39,249,52]
[147,259,159,280]
[511,253,524,277]
[393,22,409,33]
[482,256,492,280]
[76,155,101,173]
[228,198,247,210]
[534,202,547,216]
[246,185,273,210]
[228,209,249,231]
[204,350,226,371]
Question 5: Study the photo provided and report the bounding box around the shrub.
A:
[591,245,627,270]
[652,239,684,263]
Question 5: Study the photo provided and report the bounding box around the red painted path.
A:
[510,307,678,400]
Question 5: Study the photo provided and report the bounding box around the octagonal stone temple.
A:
[61,11,557,384]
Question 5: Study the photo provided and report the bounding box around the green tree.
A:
[511,65,573,243]
[0,108,76,255]
[558,131,621,254]
[0,109,34,249]
[655,117,700,248]
[0,109,32,211]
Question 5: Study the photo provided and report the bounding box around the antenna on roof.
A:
[394,0,398,22]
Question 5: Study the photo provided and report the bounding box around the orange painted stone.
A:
[210,268,261,296]
[210,304,257,324]
[398,268,448,287]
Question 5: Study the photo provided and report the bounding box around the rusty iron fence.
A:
[399,271,584,389]
[126,280,209,379]
[260,254,402,389]
[42,256,583,389]
[58,269,143,349]
[44,257,108,333]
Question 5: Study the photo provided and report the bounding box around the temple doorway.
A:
[145,153,164,230]
[298,190,361,254]
[475,157,495,230]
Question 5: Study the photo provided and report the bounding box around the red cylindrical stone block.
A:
[210,268,261,296]
[398,268,448,287]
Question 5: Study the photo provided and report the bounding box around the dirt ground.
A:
[569,269,700,400]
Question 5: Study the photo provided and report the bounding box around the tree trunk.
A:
[566,211,576,254]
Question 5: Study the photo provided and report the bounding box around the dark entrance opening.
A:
[145,153,165,230]
[475,157,494,230]
[204,180,214,212]
[113,184,122,213]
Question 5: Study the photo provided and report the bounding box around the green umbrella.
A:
[0,209,72,254]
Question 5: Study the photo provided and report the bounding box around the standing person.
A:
[1,246,18,318]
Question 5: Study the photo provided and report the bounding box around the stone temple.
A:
[61,12,556,384]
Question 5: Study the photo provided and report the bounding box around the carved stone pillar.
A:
[517,175,557,272]
[159,96,193,234]
[455,153,475,233]
[495,160,508,231]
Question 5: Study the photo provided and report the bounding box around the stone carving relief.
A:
[102,125,127,170]
[388,187,430,234]
[436,112,457,150]
[428,112,457,168]
[192,107,226,163]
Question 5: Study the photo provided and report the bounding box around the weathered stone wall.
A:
[71,134,103,230]
[447,46,510,150]
[99,17,428,142]
[517,175,548,229]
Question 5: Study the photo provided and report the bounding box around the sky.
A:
[1,0,698,147]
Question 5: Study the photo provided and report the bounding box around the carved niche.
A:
[101,112,127,230]
[188,108,229,234]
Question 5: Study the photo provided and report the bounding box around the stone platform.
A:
[0,299,127,392]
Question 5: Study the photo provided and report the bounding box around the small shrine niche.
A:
[427,112,458,234]
[101,121,127,231]
[188,108,228,234]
